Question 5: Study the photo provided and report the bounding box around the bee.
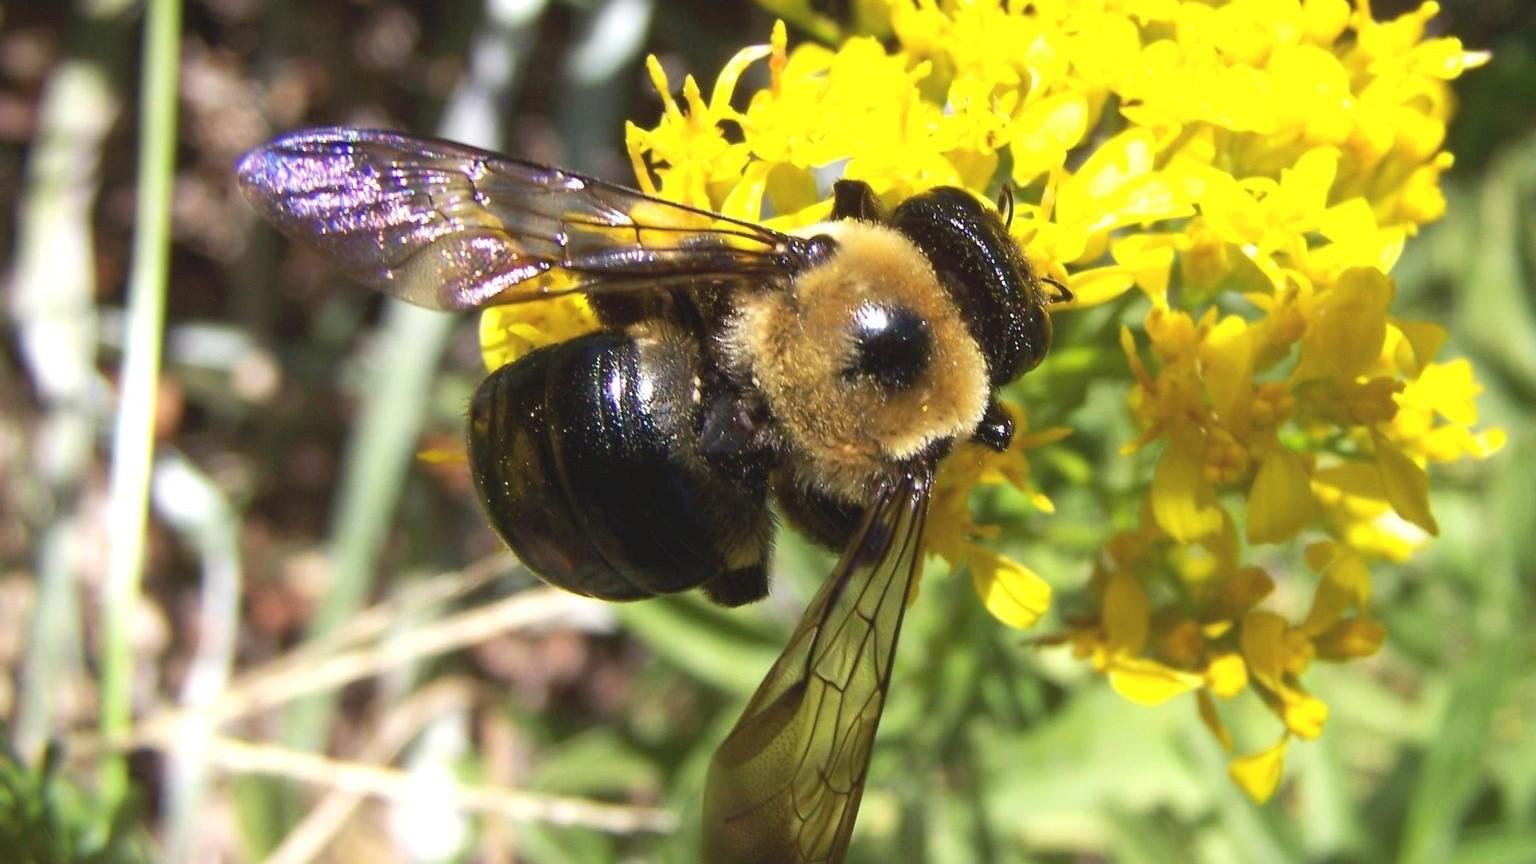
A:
[237,127,1064,863]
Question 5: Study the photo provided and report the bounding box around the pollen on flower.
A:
[478,296,598,372]
[476,0,1502,805]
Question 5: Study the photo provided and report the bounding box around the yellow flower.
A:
[1230,736,1291,803]
[479,0,1503,803]
[930,403,1069,630]
[478,297,598,372]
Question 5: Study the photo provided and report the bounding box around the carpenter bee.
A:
[237,127,1064,863]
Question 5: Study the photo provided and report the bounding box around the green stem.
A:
[99,0,182,806]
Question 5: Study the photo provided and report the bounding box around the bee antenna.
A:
[996,184,1015,230]
[1042,275,1073,304]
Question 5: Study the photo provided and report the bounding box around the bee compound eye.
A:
[842,302,932,390]
[805,233,838,264]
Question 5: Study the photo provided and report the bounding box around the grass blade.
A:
[99,0,183,807]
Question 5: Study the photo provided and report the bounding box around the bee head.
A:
[727,222,990,501]
[889,187,1052,385]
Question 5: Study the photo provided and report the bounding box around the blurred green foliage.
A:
[0,744,149,864]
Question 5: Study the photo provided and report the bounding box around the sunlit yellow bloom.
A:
[1230,736,1290,803]
[1391,357,1508,461]
[478,297,598,372]
[930,403,1069,630]
[479,0,1502,802]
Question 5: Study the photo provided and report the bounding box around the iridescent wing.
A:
[236,127,820,310]
[703,468,932,864]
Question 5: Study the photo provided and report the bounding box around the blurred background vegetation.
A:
[0,0,1533,861]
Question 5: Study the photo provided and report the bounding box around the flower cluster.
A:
[480,0,1503,800]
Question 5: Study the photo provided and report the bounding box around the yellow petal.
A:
[1414,359,1480,426]
[1103,570,1150,654]
[1205,652,1249,698]
[1399,159,1451,223]
[1390,319,1447,378]
[1061,265,1136,308]
[1271,147,1339,227]
[1247,447,1315,544]
[1197,170,1266,246]
[1373,432,1440,535]
[1240,610,1288,690]
[1108,657,1204,706]
[1309,465,1392,521]
[970,550,1051,630]
[1314,617,1386,660]
[644,54,680,120]
[1303,548,1370,634]
[719,160,773,221]
[1151,431,1224,542]
[1282,628,1316,677]
[1199,315,1253,425]
[1302,0,1352,44]
[1483,427,1509,456]
[1229,738,1289,803]
[1298,267,1395,381]
[1056,127,1156,229]
[1303,539,1344,573]
[763,163,820,223]
[478,297,597,371]
[1121,324,1154,392]
[1282,690,1329,739]
[1065,12,1142,89]
[623,123,658,195]
[1009,90,1090,185]
[1111,233,1179,301]
[710,43,773,114]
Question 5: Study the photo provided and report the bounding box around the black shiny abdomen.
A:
[468,330,771,604]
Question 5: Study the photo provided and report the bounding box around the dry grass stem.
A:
[263,680,477,864]
[254,555,513,680]
[204,733,676,835]
[210,587,603,723]
[62,584,611,762]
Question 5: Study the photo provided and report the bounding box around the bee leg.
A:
[698,398,752,453]
[702,563,770,607]
[831,179,888,222]
[700,499,775,608]
[970,399,1014,452]
[697,392,768,476]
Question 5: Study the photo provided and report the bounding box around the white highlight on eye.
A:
[853,303,890,333]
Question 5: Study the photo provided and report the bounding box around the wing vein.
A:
[703,470,933,864]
